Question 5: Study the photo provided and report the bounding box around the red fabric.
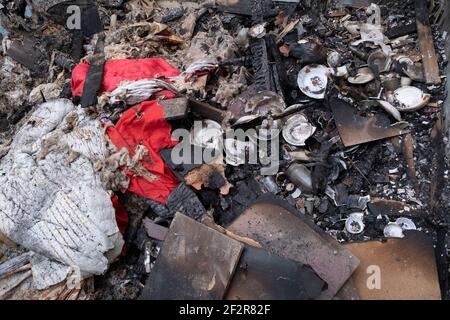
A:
[107,100,179,204]
[111,195,129,235]
[111,195,129,256]
[71,58,181,204]
[71,58,180,97]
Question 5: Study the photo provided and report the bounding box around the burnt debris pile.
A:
[0,0,449,300]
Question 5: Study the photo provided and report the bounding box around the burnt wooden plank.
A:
[139,213,243,300]
[415,0,441,84]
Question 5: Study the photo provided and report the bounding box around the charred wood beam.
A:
[415,0,441,84]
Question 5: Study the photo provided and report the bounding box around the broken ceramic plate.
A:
[394,56,425,82]
[190,120,223,149]
[348,67,375,84]
[297,64,330,99]
[404,63,425,82]
[282,114,316,146]
[377,100,402,121]
[380,73,401,92]
[345,213,365,234]
[327,51,342,68]
[383,222,404,238]
[395,217,416,231]
[396,55,414,69]
[368,50,391,74]
[393,86,431,112]
[330,66,349,77]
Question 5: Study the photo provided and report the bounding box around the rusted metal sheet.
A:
[225,246,327,300]
[140,213,244,300]
[331,98,409,147]
[344,231,441,300]
[227,196,359,299]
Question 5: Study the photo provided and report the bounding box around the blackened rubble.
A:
[0,0,449,300]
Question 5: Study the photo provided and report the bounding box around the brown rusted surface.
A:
[331,98,409,147]
[225,246,327,300]
[344,231,441,300]
[140,213,244,300]
[227,197,359,299]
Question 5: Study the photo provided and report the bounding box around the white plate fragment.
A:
[297,64,330,99]
[393,86,431,112]
[282,114,316,146]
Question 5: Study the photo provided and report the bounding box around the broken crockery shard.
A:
[393,86,431,112]
[297,65,330,99]
[282,114,316,146]
[384,222,405,238]
[395,217,417,231]
[347,67,375,84]
[0,99,123,289]
[345,213,365,234]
